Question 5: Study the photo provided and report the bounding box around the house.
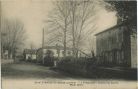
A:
[23,49,37,61]
[36,45,72,62]
[3,50,8,59]
[95,21,137,68]
[36,45,88,63]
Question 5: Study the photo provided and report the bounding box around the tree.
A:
[46,0,100,58]
[105,1,136,21]
[30,42,35,58]
[105,1,137,34]
[69,0,96,57]
[1,18,26,59]
[87,36,96,57]
[46,0,71,57]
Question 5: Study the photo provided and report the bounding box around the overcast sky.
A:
[2,0,117,49]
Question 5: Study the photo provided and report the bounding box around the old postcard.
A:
[0,0,137,89]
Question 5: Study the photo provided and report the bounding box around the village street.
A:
[2,60,74,80]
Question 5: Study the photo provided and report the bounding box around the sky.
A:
[1,0,117,50]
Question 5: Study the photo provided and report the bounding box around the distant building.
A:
[36,45,87,63]
[3,50,8,59]
[95,21,137,68]
[37,46,72,61]
[23,49,37,61]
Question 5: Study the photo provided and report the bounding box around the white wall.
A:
[26,54,30,60]
[43,49,72,58]
[26,54,36,60]
[32,54,36,60]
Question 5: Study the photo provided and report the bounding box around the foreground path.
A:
[2,62,137,89]
[2,62,74,80]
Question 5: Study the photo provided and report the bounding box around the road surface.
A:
[2,62,76,80]
[1,61,137,89]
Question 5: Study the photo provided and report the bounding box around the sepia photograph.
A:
[0,0,137,89]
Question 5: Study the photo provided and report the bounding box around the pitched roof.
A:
[24,49,37,54]
[43,46,72,50]
[95,20,131,36]
[95,23,124,36]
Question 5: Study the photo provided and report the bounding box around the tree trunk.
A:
[71,3,77,58]
[63,30,66,57]
[72,15,76,57]
[63,18,67,57]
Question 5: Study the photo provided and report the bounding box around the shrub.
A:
[57,57,97,77]
[43,56,54,66]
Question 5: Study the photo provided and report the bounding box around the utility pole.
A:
[42,28,45,64]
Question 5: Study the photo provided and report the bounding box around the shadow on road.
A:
[1,62,137,81]
[2,62,73,80]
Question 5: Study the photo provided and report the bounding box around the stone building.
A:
[36,45,87,63]
[36,46,73,63]
[95,21,137,68]
[23,49,37,61]
[39,46,72,57]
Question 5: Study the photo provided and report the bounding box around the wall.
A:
[25,54,30,60]
[43,49,72,58]
[96,25,132,67]
[25,54,36,60]
[96,26,124,55]
[32,54,36,60]
[131,34,137,68]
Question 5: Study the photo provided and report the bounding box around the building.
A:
[2,50,8,59]
[23,49,37,61]
[37,46,72,57]
[95,21,137,68]
[36,46,73,62]
[36,45,88,63]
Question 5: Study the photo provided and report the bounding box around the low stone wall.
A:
[1,59,14,64]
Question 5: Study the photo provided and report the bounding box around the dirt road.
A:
[1,62,137,89]
[2,62,74,80]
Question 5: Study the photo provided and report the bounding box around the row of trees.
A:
[45,0,100,58]
[44,0,137,58]
[1,18,26,59]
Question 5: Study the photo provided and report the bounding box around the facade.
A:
[40,46,72,56]
[43,46,73,57]
[23,49,37,61]
[36,45,87,63]
[95,22,137,68]
[36,46,73,62]
[2,50,8,59]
